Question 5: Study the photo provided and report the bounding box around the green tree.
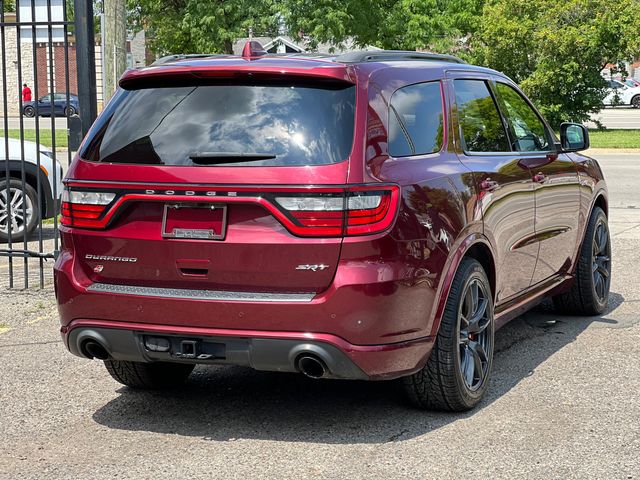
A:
[127,0,280,55]
[122,0,640,128]
[473,0,640,127]
[2,0,16,13]
[283,0,483,52]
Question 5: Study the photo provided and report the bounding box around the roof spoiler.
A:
[151,54,228,66]
[150,41,269,66]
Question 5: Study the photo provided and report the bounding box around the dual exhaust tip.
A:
[296,354,328,379]
[82,340,110,360]
[81,339,330,379]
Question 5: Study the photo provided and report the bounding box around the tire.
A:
[553,206,611,315]
[104,360,195,389]
[64,106,76,116]
[632,95,640,108]
[23,105,35,117]
[0,179,39,242]
[402,258,494,411]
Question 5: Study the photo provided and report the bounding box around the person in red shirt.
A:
[22,83,32,102]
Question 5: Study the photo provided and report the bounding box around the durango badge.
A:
[85,254,138,263]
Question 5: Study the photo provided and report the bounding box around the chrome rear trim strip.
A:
[87,283,315,303]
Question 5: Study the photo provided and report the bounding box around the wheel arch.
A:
[0,160,54,218]
[429,234,497,337]
[593,191,608,217]
[580,190,608,253]
[568,189,608,278]
[465,242,496,300]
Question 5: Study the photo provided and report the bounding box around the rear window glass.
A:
[388,81,443,157]
[81,82,356,167]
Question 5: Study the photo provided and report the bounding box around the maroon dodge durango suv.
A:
[55,43,610,411]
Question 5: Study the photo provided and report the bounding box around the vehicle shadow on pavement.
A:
[92,293,625,444]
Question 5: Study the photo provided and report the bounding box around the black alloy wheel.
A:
[591,217,611,304]
[553,206,611,315]
[403,258,494,411]
[458,277,493,392]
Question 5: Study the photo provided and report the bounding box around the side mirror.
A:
[560,123,589,152]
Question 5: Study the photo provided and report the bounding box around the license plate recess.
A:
[162,203,227,240]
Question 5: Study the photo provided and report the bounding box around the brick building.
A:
[0,12,79,117]
[1,7,149,116]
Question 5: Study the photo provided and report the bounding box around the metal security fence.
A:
[0,0,95,289]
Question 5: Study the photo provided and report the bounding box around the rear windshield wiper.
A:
[189,152,277,165]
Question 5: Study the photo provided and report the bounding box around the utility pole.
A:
[74,0,97,137]
[103,0,127,101]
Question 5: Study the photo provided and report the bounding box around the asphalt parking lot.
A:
[1,152,639,479]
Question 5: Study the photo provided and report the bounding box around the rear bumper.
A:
[55,240,438,379]
[62,320,433,380]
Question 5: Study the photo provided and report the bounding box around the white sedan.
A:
[604,79,640,108]
[0,138,64,241]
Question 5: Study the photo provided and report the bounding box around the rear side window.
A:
[454,79,509,153]
[388,82,443,157]
[495,82,552,152]
[81,82,356,167]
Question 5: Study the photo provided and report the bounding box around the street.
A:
[0,152,639,479]
[0,117,67,130]
[587,108,640,129]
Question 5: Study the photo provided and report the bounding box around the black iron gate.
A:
[0,0,95,289]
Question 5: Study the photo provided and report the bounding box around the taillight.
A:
[59,184,400,236]
[60,189,116,228]
[273,185,399,237]
[274,194,345,236]
[345,189,394,235]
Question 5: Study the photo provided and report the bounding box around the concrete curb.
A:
[585,148,640,155]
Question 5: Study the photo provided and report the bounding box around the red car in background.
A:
[55,44,610,411]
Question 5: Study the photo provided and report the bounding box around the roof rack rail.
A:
[335,50,465,65]
[151,54,228,66]
[275,52,335,59]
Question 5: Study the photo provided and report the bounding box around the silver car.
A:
[0,138,63,241]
